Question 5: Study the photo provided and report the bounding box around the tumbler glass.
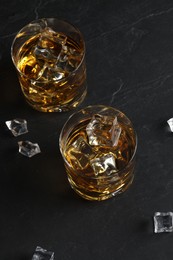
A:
[11,18,86,112]
[59,105,137,201]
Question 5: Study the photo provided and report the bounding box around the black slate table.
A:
[1,0,173,259]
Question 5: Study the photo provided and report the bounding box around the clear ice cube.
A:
[90,154,119,177]
[68,150,90,169]
[34,27,64,63]
[72,136,93,156]
[167,118,173,132]
[18,140,41,158]
[5,118,28,137]
[154,212,173,233]
[32,26,82,80]
[110,117,122,146]
[86,114,121,147]
[67,136,94,170]
[33,27,66,81]
[32,246,54,260]
[56,39,82,73]
[37,63,65,81]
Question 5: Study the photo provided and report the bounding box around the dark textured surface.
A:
[1,0,173,259]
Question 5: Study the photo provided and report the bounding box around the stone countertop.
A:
[1,0,173,259]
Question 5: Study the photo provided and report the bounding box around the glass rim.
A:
[11,17,86,83]
[59,105,138,180]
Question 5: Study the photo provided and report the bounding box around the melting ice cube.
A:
[5,118,28,137]
[18,140,41,158]
[67,136,94,170]
[32,246,54,260]
[154,212,173,233]
[86,114,121,147]
[90,154,119,177]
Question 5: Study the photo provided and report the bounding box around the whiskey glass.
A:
[59,105,137,201]
[11,18,86,112]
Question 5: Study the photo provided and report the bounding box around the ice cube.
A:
[33,26,83,80]
[36,63,65,81]
[33,27,66,63]
[68,149,90,169]
[110,117,122,146]
[167,118,173,132]
[154,212,173,233]
[18,140,41,157]
[50,69,66,80]
[5,118,28,137]
[57,42,82,73]
[90,154,119,177]
[66,136,94,170]
[34,45,60,62]
[34,40,61,63]
[32,246,54,260]
[72,136,93,156]
[86,114,121,147]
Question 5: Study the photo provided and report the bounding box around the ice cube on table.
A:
[167,118,173,132]
[5,118,28,137]
[154,212,173,233]
[32,246,54,260]
[90,154,119,177]
[18,140,41,158]
[86,114,121,147]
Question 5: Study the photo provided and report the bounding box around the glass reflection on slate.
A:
[154,212,173,233]
[5,118,28,136]
[32,246,54,260]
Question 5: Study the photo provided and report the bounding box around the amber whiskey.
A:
[16,29,86,112]
[62,115,136,201]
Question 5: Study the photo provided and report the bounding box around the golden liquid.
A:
[63,118,136,201]
[16,32,86,112]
